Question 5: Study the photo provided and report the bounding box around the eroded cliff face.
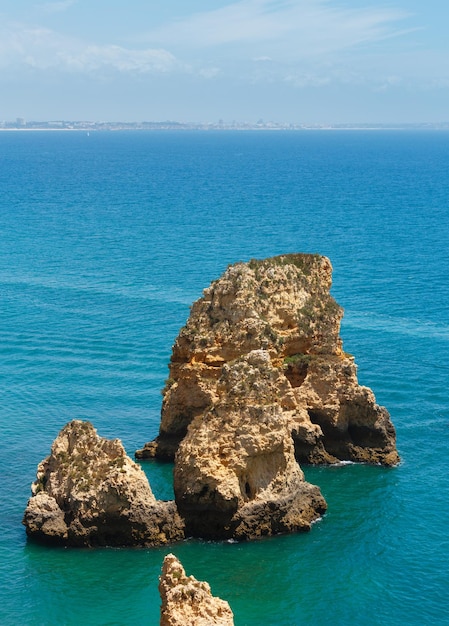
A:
[24,253,398,548]
[159,554,234,626]
[174,350,326,539]
[137,253,399,467]
[23,421,184,547]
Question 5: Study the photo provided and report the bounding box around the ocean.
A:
[0,129,448,625]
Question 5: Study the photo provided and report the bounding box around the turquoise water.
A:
[1,130,448,625]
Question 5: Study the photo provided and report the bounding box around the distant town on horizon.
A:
[2,118,449,132]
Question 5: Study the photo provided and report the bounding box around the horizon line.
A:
[2,119,449,131]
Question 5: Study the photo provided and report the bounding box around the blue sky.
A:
[1,0,448,123]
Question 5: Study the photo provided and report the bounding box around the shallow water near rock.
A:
[1,130,448,624]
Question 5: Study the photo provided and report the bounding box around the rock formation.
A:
[159,554,234,626]
[24,253,399,547]
[23,420,184,546]
[174,349,326,539]
[137,253,399,468]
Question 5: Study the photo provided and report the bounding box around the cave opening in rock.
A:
[284,360,309,388]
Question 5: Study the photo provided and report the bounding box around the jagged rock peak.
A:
[159,554,234,626]
[23,420,184,546]
[136,253,399,467]
[174,253,343,365]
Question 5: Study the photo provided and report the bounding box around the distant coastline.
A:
[2,119,449,132]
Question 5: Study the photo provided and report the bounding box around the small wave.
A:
[0,272,194,306]
[343,311,449,342]
[329,460,356,467]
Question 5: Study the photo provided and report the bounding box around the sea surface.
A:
[0,129,448,625]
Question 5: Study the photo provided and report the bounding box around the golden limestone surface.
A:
[138,253,399,467]
[159,554,234,626]
[23,420,184,546]
[24,254,399,547]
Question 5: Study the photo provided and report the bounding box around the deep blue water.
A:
[0,129,448,625]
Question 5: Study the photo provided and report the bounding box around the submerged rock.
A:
[137,253,399,467]
[23,420,184,546]
[159,554,234,626]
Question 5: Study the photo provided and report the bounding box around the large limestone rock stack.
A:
[174,349,326,539]
[23,420,184,546]
[24,253,399,548]
[137,253,399,467]
[159,554,234,626]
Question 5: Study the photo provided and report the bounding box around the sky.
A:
[1,0,448,124]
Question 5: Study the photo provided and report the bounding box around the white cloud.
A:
[60,45,177,73]
[373,75,402,92]
[0,2,442,96]
[136,0,434,93]
[198,66,221,79]
[145,0,413,58]
[0,22,178,73]
[40,0,77,13]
